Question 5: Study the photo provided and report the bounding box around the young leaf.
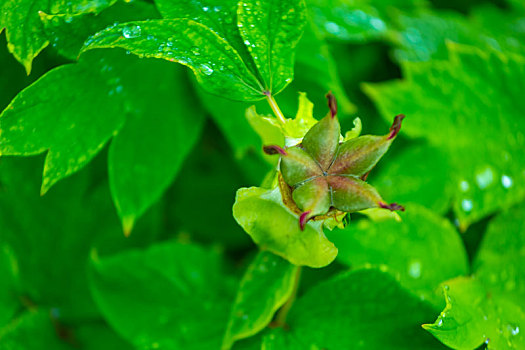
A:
[364,44,525,228]
[237,0,307,94]
[90,241,236,350]
[0,0,117,74]
[222,251,298,350]
[328,203,469,309]
[81,19,265,101]
[263,269,445,349]
[232,186,337,268]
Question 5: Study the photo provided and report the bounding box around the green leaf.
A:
[154,0,258,76]
[90,240,236,350]
[373,143,453,214]
[0,244,19,327]
[0,156,120,320]
[423,276,525,350]
[108,62,205,232]
[39,0,160,60]
[232,186,337,268]
[0,51,200,226]
[82,19,265,100]
[364,44,525,228]
[0,310,71,350]
[0,0,117,73]
[264,268,445,349]
[328,203,469,308]
[222,251,298,350]
[424,204,525,349]
[307,0,388,42]
[0,52,126,194]
[474,203,525,303]
[237,0,307,94]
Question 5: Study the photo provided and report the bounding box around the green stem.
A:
[272,266,302,328]
[265,93,286,124]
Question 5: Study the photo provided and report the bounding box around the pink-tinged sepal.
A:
[388,114,405,140]
[379,202,405,212]
[263,145,287,155]
[326,91,337,118]
[327,114,406,177]
[299,211,312,230]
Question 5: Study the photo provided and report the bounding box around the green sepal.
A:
[301,112,341,169]
[327,175,385,212]
[279,147,322,187]
[292,177,331,217]
[328,135,391,176]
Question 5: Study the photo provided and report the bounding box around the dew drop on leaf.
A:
[199,63,213,75]
[122,25,141,39]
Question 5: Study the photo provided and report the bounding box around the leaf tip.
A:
[263,145,287,156]
[326,91,337,118]
[122,216,135,237]
[387,114,405,140]
[379,202,405,212]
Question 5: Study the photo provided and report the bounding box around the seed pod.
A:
[264,94,405,230]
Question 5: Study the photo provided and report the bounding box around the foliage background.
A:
[1,0,524,349]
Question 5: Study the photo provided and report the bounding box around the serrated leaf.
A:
[263,269,445,349]
[364,44,525,228]
[222,251,298,350]
[90,240,236,350]
[237,0,307,94]
[82,19,265,100]
[232,186,337,268]
[424,277,525,350]
[424,204,525,349]
[0,0,117,73]
[108,62,205,231]
[328,203,469,308]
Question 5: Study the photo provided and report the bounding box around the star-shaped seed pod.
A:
[264,93,405,230]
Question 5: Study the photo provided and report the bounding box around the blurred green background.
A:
[1,0,525,349]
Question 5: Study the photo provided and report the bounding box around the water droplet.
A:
[122,25,141,39]
[213,6,221,12]
[200,64,213,75]
[461,199,473,212]
[202,6,209,11]
[147,34,154,40]
[459,180,470,192]
[475,167,494,189]
[408,260,421,278]
[64,15,73,23]
[324,22,341,35]
[437,318,443,327]
[244,39,251,46]
[511,325,520,335]
[191,46,200,56]
[501,175,513,188]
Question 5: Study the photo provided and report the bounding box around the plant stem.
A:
[272,266,302,328]
[265,93,286,124]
